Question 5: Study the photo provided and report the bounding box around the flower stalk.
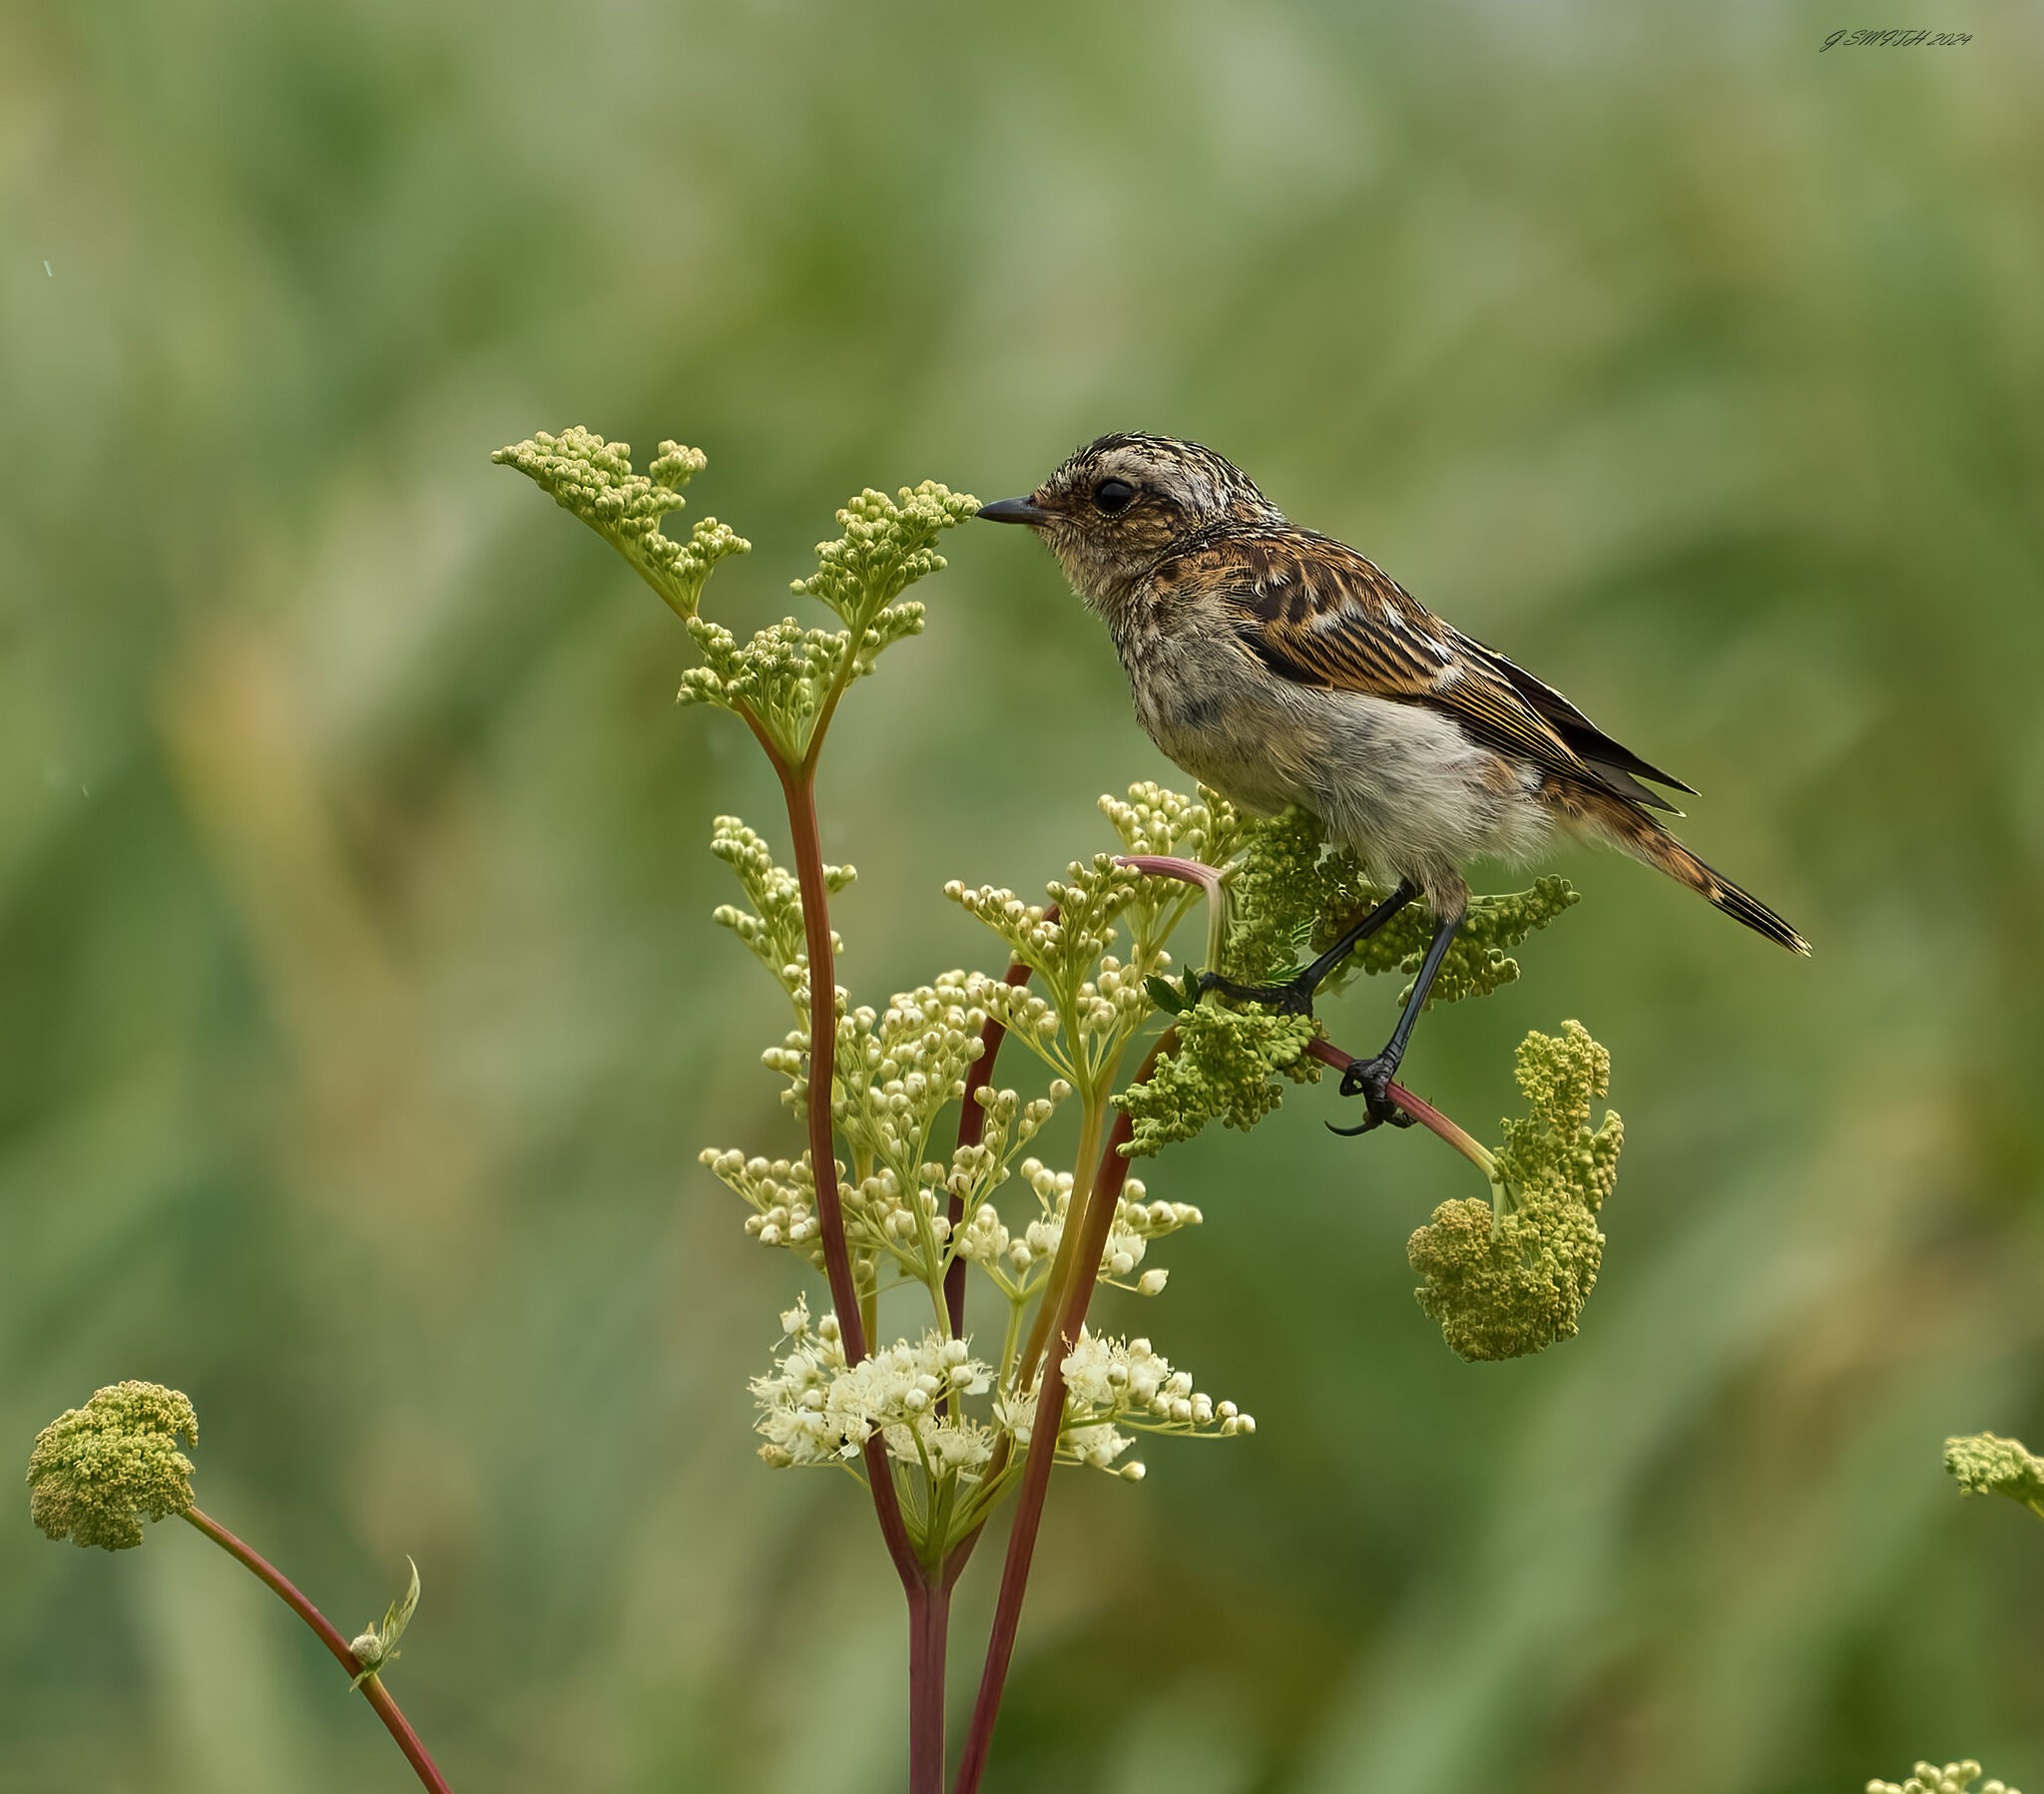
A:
[950,1033,1168,1794]
[772,732,944,1787]
[182,1508,452,1794]
[771,744,923,1591]
[1301,1037,1499,1178]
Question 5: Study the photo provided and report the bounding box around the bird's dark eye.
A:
[1093,478,1138,516]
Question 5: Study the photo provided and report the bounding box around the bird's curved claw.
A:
[1327,1055,1415,1136]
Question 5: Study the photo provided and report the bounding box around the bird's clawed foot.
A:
[1329,1055,1414,1136]
[1193,970,1317,1016]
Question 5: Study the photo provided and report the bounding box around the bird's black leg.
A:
[1199,881,1417,1015]
[1330,905,1464,1135]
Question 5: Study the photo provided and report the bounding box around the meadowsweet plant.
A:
[1869,1763,2022,1794]
[1852,1433,2044,1792]
[490,427,1627,1794]
[25,432,1628,1794]
[1945,1432,2044,1520]
[26,1383,450,1793]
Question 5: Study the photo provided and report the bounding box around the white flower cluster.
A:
[832,977,986,1179]
[841,1162,944,1262]
[1099,780,1240,865]
[712,1020,1074,1286]
[948,856,1166,1087]
[944,1082,1068,1250]
[1072,950,1170,1046]
[701,1149,826,1263]
[946,855,1136,988]
[1057,1329,1253,1479]
[752,1298,997,1478]
[957,1162,1200,1296]
[966,972,1062,1064]
[1869,1764,2020,1794]
[709,814,852,1008]
[997,1330,1251,1484]
[946,885,1067,971]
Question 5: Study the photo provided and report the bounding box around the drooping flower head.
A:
[28,1382,199,1551]
[1944,1432,2044,1520]
[1407,1022,1623,1361]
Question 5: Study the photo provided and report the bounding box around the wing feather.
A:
[1166,531,1691,809]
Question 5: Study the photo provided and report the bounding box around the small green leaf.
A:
[1147,975,1190,1016]
[348,1557,421,1689]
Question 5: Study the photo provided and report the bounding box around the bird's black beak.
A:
[977,497,1053,526]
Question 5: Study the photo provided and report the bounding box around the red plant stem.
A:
[1302,1038,1497,1173]
[182,1507,452,1794]
[951,1034,1173,1794]
[771,751,923,1591]
[1110,853,1224,897]
[769,753,867,1360]
[943,1008,1004,1340]
[943,921,1052,1342]
[906,1576,951,1794]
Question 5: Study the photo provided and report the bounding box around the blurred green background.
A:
[7,3,2043,1789]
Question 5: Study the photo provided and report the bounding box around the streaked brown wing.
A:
[1470,641,1697,801]
[1179,532,1596,787]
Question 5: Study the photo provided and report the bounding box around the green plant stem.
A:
[1009,1084,1108,1394]
[951,1031,1175,1794]
[182,1508,452,1794]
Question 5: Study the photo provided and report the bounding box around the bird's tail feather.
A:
[1564,786,1810,954]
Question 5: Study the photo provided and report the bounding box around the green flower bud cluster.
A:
[691,482,974,758]
[710,814,853,1015]
[1407,1022,1623,1361]
[1221,806,1578,1004]
[949,853,1173,1086]
[1869,1763,2020,1794]
[792,483,982,632]
[496,430,972,763]
[491,429,748,621]
[1117,1004,1323,1158]
[679,617,874,746]
[1218,805,1348,984]
[28,1381,198,1551]
[1944,1432,2044,1519]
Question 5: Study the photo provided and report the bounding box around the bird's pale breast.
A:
[1118,609,1553,892]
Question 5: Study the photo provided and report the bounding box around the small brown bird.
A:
[980,432,1807,1130]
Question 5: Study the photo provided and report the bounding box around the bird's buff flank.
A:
[980,432,1806,1130]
